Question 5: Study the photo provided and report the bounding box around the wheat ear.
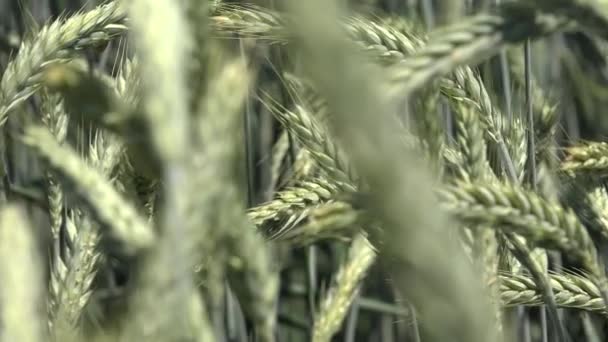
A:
[0,1,126,121]
[312,235,376,342]
[22,124,154,253]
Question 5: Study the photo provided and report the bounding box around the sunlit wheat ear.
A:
[313,235,376,342]
[562,142,608,175]
[0,205,45,342]
[22,124,154,254]
[51,213,100,339]
[0,1,127,122]
[50,131,124,334]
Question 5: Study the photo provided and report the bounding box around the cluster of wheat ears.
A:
[6,0,608,341]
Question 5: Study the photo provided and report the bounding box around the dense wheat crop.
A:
[5,0,608,341]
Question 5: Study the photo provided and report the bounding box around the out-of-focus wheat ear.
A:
[0,1,127,122]
[195,59,278,342]
[286,1,499,341]
[126,0,190,163]
[125,0,214,340]
[22,124,154,254]
[529,0,608,40]
[312,235,376,342]
[0,205,46,342]
[42,62,132,135]
[499,272,606,313]
[584,186,608,241]
[263,99,357,191]
[184,0,209,112]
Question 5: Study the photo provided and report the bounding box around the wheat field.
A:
[3,0,608,341]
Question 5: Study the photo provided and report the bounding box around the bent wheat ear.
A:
[438,182,602,276]
[22,124,154,254]
[0,1,127,122]
[0,205,45,342]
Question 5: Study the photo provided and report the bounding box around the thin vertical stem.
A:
[307,245,318,323]
[344,298,360,342]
